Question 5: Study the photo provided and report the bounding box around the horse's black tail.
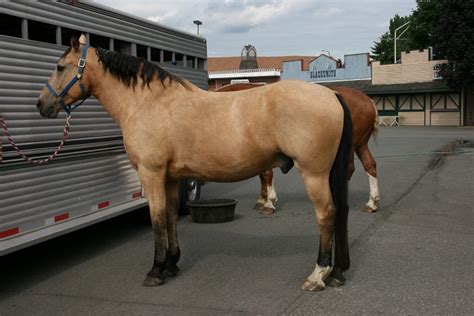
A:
[330,93,352,271]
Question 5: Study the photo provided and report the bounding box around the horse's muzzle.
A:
[37,99,58,118]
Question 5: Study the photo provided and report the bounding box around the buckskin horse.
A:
[217,83,380,214]
[36,35,352,291]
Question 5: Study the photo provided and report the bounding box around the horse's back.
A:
[330,86,377,146]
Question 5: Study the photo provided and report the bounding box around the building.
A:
[281,53,371,85]
[366,49,464,126]
[208,53,315,90]
[209,47,470,126]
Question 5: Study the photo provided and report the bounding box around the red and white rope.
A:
[0,114,71,165]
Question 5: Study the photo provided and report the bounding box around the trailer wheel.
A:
[178,179,201,215]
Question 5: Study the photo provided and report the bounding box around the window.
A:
[90,33,110,49]
[28,20,56,44]
[197,58,206,70]
[150,47,161,62]
[175,53,184,66]
[0,13,22,38]
[163,50,173,64]
[61,27,81,47]
[137,44,147,59]
[186,56,195,68]
[114,39,131,55]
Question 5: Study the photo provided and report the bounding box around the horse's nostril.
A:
[36,100,42,109]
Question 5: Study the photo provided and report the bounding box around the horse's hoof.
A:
[362,205,377,213]
[163,265,179,277]
[301,279,325,292]
[326,273,345,287]
[261,207,275,215]
[142,275,165,287]
[254,202,265,210]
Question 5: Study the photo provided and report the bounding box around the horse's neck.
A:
[86,62,158,127]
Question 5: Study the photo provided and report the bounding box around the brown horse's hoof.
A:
[261,207,275,215]
[301,279,325,292]
[362,205,377,213]
[142,275,165,287]
[326,268,345,287]
[254,202,265,210]
[163,265,179,277]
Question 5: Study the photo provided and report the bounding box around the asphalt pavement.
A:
[1,126,473,315]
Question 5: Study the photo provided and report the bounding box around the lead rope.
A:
[0,114,71,165]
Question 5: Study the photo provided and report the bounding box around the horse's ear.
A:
[70,35,80,52]
[79,33,87,45]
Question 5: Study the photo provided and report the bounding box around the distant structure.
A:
[208,46,469,126]
[239,44,259,69]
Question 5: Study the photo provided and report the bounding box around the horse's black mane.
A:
[95,48,189,89]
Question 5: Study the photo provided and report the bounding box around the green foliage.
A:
[371,14,411,64]
[371,1,444,63]
[372,0,473,88]
[409,0,443,52]
[434,0,474,88]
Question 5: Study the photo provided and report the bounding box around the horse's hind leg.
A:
[139,167,170,286]
[255,170,277,214]
[255,173,268,210]
[300,173,335,291]
[356,144,380,212]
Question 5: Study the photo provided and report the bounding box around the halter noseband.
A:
[45,44,90,115]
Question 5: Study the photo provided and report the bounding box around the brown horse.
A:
[217,83,380,214]
[37,35,352,291]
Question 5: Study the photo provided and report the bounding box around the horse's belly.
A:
[168,152,287,183]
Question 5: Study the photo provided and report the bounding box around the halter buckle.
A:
[77,58,86,68]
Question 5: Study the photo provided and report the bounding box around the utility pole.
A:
[193,20,202,35]
[394,22,410,64]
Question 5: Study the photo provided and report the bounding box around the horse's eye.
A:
[56,64,65,72]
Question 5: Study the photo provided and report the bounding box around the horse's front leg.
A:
[163,179,180,277]
[139,167,169,286]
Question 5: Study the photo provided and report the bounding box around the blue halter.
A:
[45,44,90,115]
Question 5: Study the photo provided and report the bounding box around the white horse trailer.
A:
[0,1,208,255]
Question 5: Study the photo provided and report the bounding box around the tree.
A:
[434,0,474,88]
[372,1,444,64]
[408,0,443,53]
[371,14,411,64]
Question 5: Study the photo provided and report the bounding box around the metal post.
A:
[193,20,202,35]
[21,18,28,39]
[394,22,410,64]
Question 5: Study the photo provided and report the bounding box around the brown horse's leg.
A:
[254,173,268,210]
[163,179,180,277]
[255,170,277,214]
[266,169,278,205]
[139,167,169,286]
[348,146,356,180]
[356,144,380,212]
[300,174,334,291]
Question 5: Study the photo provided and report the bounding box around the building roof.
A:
[208,56,316,72]
[318,80,454,94]
[364,80,453,94]
[319,80,372,91]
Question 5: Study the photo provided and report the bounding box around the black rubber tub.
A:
[188,199,237,223]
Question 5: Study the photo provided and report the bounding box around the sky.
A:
[93,0,416,59]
